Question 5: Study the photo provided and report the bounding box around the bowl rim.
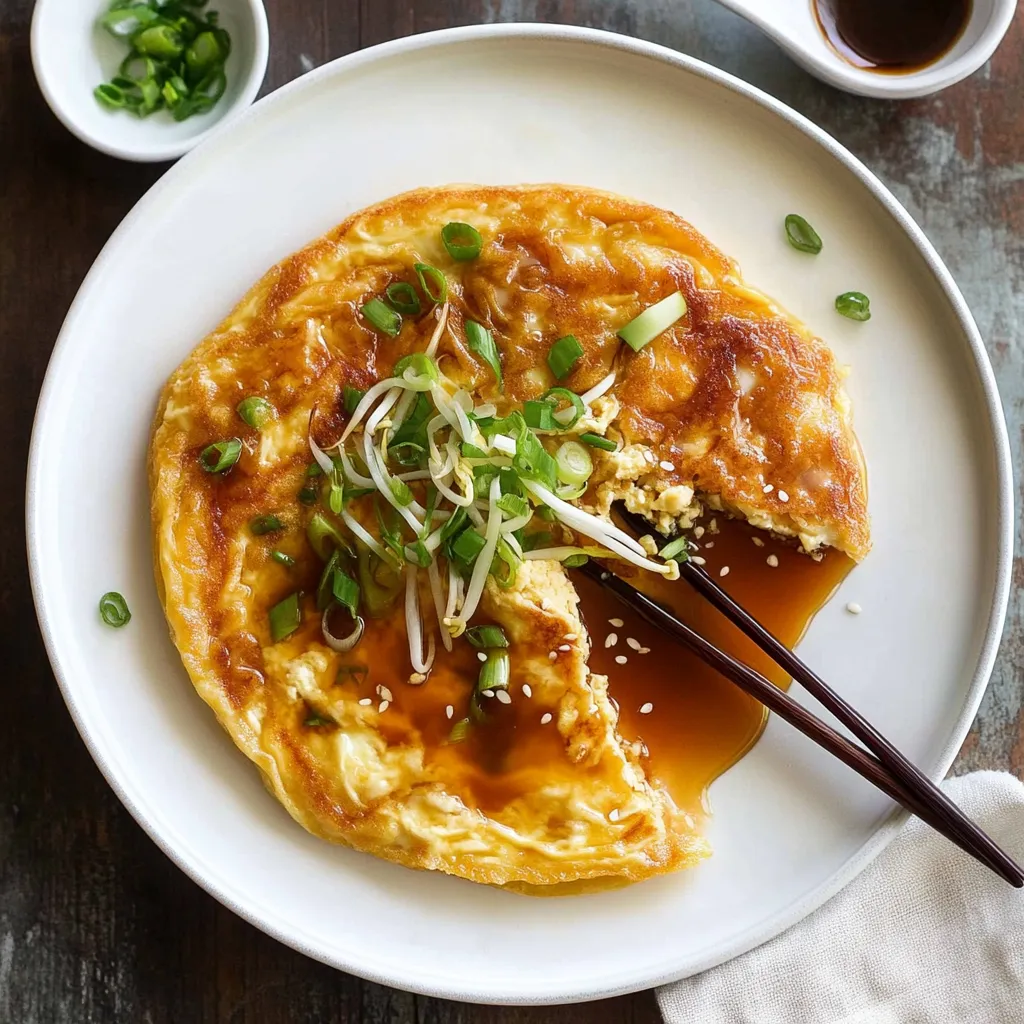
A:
[29,0,270,162]
[26,22,1014,1004]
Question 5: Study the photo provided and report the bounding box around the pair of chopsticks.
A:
[576,507,1023,888]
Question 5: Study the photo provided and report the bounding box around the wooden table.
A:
[2,1,1021,1019]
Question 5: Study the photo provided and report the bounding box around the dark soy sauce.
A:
[814,0,972,73]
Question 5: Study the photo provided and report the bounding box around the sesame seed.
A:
[378,700,390,713]
[763,484,774,494]
[643,450,656,463]
[481,689,495,698]
[609,617,624,627]
[778,490,790,503]
[704,541,714,549]
[637,646,651,654]
[600,571,610,580]
[709,518,718,533]
[477,652,487,662]
[563,632,577,640]
[608,808,620,822]
[541,713,553,725]
[522,683,532,698]
[495,690,512,705]
[605,633,618,648]
[694,526,705,539]
[719,566,730,577]
[659,460,675,471]
[615,655,628,665]
[626,637,641,651]
[767,554,779,568]
[752,537,765,548]
[691,556,706,565]
[558,644,571,652]
[548,651,558,661]
[358,698,372,706]
[379,686,393,702]
[846,602,862,615]
[639,702,654,715]
[445,705,454,719]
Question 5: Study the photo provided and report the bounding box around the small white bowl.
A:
[31,0,268,162]
[714,0,1018,99]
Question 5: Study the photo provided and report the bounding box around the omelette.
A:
[150,185,869,890]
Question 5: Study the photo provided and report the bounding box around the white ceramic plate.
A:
[27,25,1011,1005]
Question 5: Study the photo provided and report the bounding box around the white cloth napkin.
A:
[658,771,1024,1024]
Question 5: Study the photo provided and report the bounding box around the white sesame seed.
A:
[637,647,651,655]
[694,526,705,539]
[379,686,393,702]
[445,705,454,719]
[558,644,571,652]
[541,713,553,725]
[600,571,610,580]
[643,450,656,463]
[767,554,779,568]
[639,702,654,715]
[522,683,532,698]
[691,556,706,565]
[709,518,718,533]
[719,566,730,577]
[846,602,862,615]
[704,541,714,549]
[615,655,628,665]
[752,536,764,547]
[605,633,619,648]
[763,483,774,494]
[608,808,620,822]
[609,617,624,627]
[481,689,495,698]
[477,652,487,662]
[548,651,558,661]
[563,632,577,641]
[778,490,790,503]
[626,637,641,651]
[378,700,390,713]
[495,690,512,705]
[358,698,372,706]
[659,460,675,471]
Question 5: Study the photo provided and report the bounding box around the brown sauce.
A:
[325,516,852,819]
[813,0,971,73]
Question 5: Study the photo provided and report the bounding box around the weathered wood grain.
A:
[0,1,1020,1020]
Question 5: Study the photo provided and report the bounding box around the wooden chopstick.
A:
[578,542,1024,888]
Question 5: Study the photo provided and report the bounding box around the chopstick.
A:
[580,519,1024,888]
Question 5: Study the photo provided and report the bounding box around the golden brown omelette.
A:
[150,184,869,891]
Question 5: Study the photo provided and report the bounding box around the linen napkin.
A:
[658,771,1024,1023]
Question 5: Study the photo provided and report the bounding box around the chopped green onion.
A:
[492,536,521,589]
[304,712,334,727]
[404,540,431,568]
[547,334,584,379]
[784,214,823,255]
[306,463,324,478]
[563,554,589,568]
[199,438,242,473]
[237,396,275,429]
[465,625,509,649]
[477,650,510,692]
[385,282,421,316]
[331,569,360,617]
[414,263,448,304]
[536,506,557,522]
[523,400,558,431]
[316,551,341,611]
[448,717,472,743]
[461,443,490,459]
[441,221,483,261]
[344,386,366,415]
[618,291,688,352]
[660,535,691,562]
[451,527,486,565]
[269,593,302,642]
[307,512,351,561]
[133,24,184,60]
[94,83,127,110]
[298,484,318,506]
[99,591,131,628]
[361,298,402,336]
[465,321,503,388]
[439,506,468,546]
[580,432,617,452]
[394,352,439,390]
[539,387,585,429]
[513,428,558,491]
[554,441,593,486]
[250,513,284,536]
[100,5,159,37]
[390,478,414,507]
[271,550,295,567]
[497,494,529,519]
[835,291,871,321]
[522,530,554,552]
[324,461,344,515]
[185,31,224,79]
[345,486,376,501]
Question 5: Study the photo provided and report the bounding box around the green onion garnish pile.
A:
[93,0,231,121]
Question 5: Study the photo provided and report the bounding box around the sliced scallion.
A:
[390,478,414,507]
[540,387,585,429]
[441,221,483,261]
[477,650,510,692]
[465,321,502,388]
[237,396,275,429]
[386,281,421,316]
[99,591,131,628]
[465,625,509,649]
[513,428,558,491]
[316,550,341,611]
[344,386,366,415]
[307,512,352,561]
[394,353,439,390]
[297,484,318,506]
[547,334,584,379]
[660,535,691,563]
[331,569,360,617]
[835,291,871,321]
[563,554,589,568]
[497,493,529,519]
[448,717,472,743]
[269,592,302,642]
[414,262,448,304]
[554,441,593,486]
[250,513,283,536]
[784,214,823,255]
[271,550,296,567]
[580,432,617,452]
[523,400,558,431]
[617,291,688,352]
[451,527,486,565]
[361,298,402,336]
[199,438,242,473]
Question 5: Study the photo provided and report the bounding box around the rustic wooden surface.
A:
[1,1,1021,1020]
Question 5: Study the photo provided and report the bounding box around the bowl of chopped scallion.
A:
[31,0,268,162]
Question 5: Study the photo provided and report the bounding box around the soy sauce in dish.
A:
[813,0,972,73]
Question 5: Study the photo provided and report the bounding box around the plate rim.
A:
[26,22,1014,1005]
